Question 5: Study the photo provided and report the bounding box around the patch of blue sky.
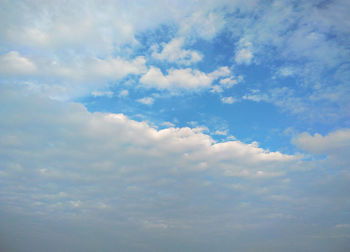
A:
[78,24,342,155]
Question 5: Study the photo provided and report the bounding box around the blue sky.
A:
[1,0,350,251]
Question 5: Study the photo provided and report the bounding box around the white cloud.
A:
[162,121,175,127]
[294,129,350,154]
[242,88,308,115]
[0,51,37,75]
[140,67,213,90]
[137,97,154,105]
[91,90,114,97]
[221,96,236,104]
[1,84,349,251]
[235,37,254,65]
[228,1,350,110]
[0,0,233,99]
[219,77,239,87]
[90,56,146,80]
[0,85,295,187]
[277,67,296,77]
[1,0,349,117]
[178,10,226,40]
[293,128,350,166]
[0,54,147,98]
[0,86,299,232]
[140,66,235,91]
[48,56,147,83]
[152,37,202,65]
[242,93,267,102]
[1,0,232,52]
[235,48,253,65]
[214,130,227,136]
[0,53,146,82]
[234,39,254,65]
[118,90,129,97]
[208,66,231,79]
[1,1,350,249]
[210,85,223,93]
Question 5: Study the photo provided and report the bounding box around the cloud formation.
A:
[0,51,37,75]
[1,0,350,251]
[294,129,350,166]
[2,85,350,251]
[151,37,202,65]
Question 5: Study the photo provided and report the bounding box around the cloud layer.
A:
[1,84,350,251]
[1,0,350,251]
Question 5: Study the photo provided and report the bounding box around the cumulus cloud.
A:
[0,0,349,115]
[1,1,350,250]
[0,0,233,99]
[140,66,234,91]
[0,85,296,216]
[293,128,350,166]
[151,37,202,65]
[219,76,241,87]
[140,67,212,90]
[0,85,349,251]
[0,85,305,249]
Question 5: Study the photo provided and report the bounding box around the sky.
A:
[0,0,350,251]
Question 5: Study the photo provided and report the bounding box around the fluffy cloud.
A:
[1,85,350,251]
[140,66,233,91]
[0,85,300,243]
[0,0,233,99]
[293,129,350,166]
[0,85,294,180]
[0,83,296,205]
[151,37,202,65]
[140,67,212,90]
[1,1,350,249]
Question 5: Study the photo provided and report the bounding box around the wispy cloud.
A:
[137,97,154,105]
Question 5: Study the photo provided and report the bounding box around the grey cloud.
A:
[1,84,350,251]
[293,129,350,167]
